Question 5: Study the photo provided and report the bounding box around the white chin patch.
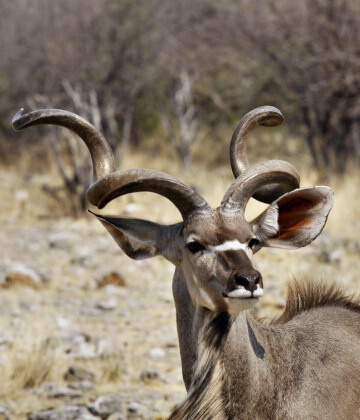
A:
[227,286,264,299]
[253,287,264,297]
[227,288,252,298]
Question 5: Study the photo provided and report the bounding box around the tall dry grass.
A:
[2,336,58,392]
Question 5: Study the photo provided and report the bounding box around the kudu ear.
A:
[90,211,179,261]
[252,186,334,250]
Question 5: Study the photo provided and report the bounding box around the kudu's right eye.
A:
[248,238,260,250]
[186,241,206,254]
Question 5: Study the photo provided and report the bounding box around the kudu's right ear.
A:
[90,211,180,261]
[251,186,334,250]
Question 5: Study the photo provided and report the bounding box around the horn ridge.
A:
[229,106,299,203]
[12,108,116,181]
[221,160,300,213]
[87,169,212,220]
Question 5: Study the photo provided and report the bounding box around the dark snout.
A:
[235,273,262,292]
[223,270,263,297]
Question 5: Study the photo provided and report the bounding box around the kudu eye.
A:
[186,241,206,254]
[248,238,260,250]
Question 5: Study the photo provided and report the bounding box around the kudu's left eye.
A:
[248,238,260,250]
[186,241,206,254]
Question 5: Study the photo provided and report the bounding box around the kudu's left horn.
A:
[229,106,300,204]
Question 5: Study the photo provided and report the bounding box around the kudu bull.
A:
[13,106,360,419]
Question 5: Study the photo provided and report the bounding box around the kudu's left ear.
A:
[90,211,179,261]
[252,186,334,250]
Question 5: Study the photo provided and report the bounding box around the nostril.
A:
[235,275,250,288]
[252,273,260,285]
[235,274,261,292]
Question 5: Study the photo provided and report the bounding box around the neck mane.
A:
[169,311,233,419]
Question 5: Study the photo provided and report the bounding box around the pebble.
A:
[47,387,84,399]
[0,263,45,288]
[96,297,118,311]
[69,380,94,391]
[149,347,165,360]
[28,406,100,420]
[140,368,161,383]
[48,232,78,249]
[64,365,96,383]
[127,402,151,419]
[32,382,57,395]
[97,272,126,288]
[61,333,106,359]
[88,395,122,417]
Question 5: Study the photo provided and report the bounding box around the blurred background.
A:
[0,0,360,418]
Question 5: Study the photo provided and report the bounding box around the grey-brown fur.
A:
[171,278,360,419]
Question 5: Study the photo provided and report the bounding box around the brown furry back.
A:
[272,276,360,325]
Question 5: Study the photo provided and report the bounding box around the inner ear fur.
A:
[253,186,334,249]
[97,216,160,260]
[90,211,182,262]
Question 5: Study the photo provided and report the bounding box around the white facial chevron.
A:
[186,238,253,259]
[211,240,247,252]
[212,240,253,259]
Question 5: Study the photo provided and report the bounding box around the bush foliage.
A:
[1,0,360,173]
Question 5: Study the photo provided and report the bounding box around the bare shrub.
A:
[227,0,360,173]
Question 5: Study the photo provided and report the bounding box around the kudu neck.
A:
[172,267,261,390]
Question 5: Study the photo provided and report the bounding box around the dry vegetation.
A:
[2,0,360,174]
[0,130,359,419]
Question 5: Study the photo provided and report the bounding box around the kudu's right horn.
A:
[12,108,212,220]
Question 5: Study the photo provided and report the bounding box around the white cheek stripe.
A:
[211,240,248,252]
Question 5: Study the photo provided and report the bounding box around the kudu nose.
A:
[235,273,261,293]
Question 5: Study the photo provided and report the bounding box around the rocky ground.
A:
[0,169,359,420]
[0,215,185,419]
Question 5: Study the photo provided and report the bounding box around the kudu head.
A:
[12,106,333,315]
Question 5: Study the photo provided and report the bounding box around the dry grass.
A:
[3,337,58,391]
[0,327,70,418]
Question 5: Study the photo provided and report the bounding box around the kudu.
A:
[13,106,360,419]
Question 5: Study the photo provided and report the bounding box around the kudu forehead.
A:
[184,211,252,245]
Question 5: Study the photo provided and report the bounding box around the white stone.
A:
[149,347,165,360]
